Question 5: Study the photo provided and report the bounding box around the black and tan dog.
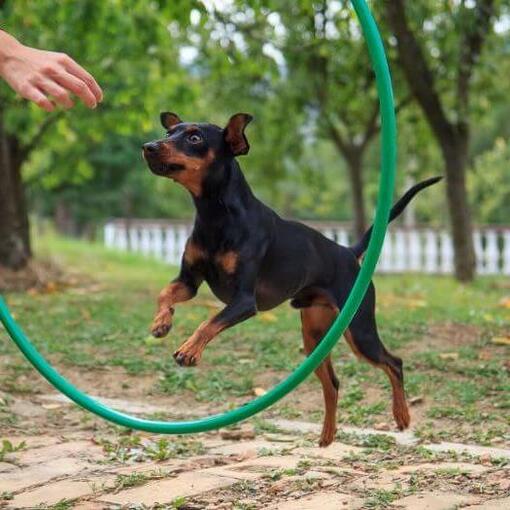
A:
[142,112,441,447]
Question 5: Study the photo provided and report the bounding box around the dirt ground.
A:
[1,382,509,510]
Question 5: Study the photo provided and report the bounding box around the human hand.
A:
[0,30,103,112]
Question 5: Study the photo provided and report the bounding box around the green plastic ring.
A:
[0,0,396,434]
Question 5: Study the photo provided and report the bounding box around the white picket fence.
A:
[103,219,510,275]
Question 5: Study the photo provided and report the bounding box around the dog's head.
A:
[142,112,253,197]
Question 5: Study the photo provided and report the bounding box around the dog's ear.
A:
[160,112,182,130]
[224,113,253,156]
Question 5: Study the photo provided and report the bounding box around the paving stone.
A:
[0,457,86,492]
[465,496,510,509]
[10,398,47,418]
[73,502,107,510]
[270,419,419,446]
[9,478,114,508]
[203,465,262,481]
[1,435,60,450]
[208,439,289,457]
[294,442,363,461]
[354,462,488,490]
[230,454,301,471]
[269,491,362,509]
[424,442,510,460]
[14,440,104,465]
[109,458,185,476]
[206,454,303,482]
[394,491,480,510]
[342,425,419,447]
[40,393,210,417]
[0,461,18,473]
[270,419,321,434]
[100,470,240,506]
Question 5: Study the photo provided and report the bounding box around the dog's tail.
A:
[350,176,443,258]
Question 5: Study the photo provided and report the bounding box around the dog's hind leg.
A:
[300,304,339,447]
[344,292,410,430]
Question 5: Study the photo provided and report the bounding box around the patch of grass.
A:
[113,472,149,491]
[337,431,397,451]
[363,488,401,509]
[171,496,187,509]
[98,433,204,463]
[1,234,509,446]
[0,439,26,461]
[45,500,74,510]
[0,492,13,501]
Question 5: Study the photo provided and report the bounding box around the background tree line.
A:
[0,0,509,281]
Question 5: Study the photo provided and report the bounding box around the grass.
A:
[0,233,509,444]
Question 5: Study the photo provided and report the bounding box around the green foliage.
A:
[0,439,26,461]
[0,0,509,230]
[470,137,510,223]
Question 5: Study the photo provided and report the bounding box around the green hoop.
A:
[0,0,396,434]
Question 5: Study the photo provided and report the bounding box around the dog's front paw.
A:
[173,340,202,367]
[151,312,173,338]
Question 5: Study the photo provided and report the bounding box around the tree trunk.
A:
[0,115,31,270]
[345,150,367,239]
[439,131,476,281]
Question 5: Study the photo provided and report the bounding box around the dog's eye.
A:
[188,133,202,144]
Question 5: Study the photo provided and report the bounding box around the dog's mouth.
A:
[145,158,185,176]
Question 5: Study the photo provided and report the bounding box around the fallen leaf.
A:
[406,299,427,309]
[409,396,424,406]
[252,387,267,397]
[45,282,58,293]
[373,422,390,431]
[221,425,256,441]
[258,312,277,323]
[478,350,492,360]
[42,403,62,410]
[144,336,164,346]
[491,336,510,346]
[263,434,295,443]
[499,296,510,309]
[439,352,459,360]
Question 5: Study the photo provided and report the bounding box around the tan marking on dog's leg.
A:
[183,240,207,266]
[151,282,193,338]
[344,328,410,430]
[301,305,339,447]
[173,319,225,366]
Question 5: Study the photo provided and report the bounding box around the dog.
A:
[142,112,441,446]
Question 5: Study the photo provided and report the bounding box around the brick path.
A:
[1,403,509,510]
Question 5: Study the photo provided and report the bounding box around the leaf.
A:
[406,299,428,309]
[258,312,277,323]
[144,336,164,346]
[42,403,62,410]
[499,297,510,309]
[439,352,459,360]
[491,336,510,346]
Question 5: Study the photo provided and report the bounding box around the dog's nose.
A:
[142,142,159,154]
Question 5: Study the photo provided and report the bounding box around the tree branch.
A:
[21,111,63,157]
[383,0,455,142]
[360,100,380,148]
[456,0,495,122]
[324,115,349,155]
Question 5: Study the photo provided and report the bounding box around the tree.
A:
[0,0,196,269]
[383,0,499,281]
[204,1,383,237]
